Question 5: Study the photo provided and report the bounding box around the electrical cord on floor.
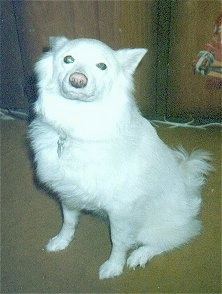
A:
[0,108,29,120]
[150,117,222,129]
[0,107,221,129]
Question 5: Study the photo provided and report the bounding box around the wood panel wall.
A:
[1,1,27,108]
[168,0,221,119]
[12,0,158,116]
[1,0,221,120]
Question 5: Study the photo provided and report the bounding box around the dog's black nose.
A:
[69,72,88,88]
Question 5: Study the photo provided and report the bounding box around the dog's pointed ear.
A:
[49,36,68,50]
[115,48,148,74]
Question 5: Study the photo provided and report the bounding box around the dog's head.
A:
[35,37,147,103]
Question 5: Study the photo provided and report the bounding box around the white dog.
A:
[29,37,212,279]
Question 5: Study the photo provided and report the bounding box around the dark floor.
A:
[1,120,221,293]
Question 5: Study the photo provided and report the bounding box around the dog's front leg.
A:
[46,203,80,252]
[99,216,129,279]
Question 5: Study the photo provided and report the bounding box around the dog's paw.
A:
[99,260,124,280]
[127,247,152,269]
[45,235,71,252]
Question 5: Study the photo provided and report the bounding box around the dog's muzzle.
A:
[69,72,88,88]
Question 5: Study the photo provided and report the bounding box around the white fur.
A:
[29,37,212,279]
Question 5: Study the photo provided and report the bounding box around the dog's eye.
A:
[96,63,107,70]
[64,55,75,64]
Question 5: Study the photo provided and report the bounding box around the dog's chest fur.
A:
[31,119,140,211]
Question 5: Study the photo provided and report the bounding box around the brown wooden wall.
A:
[2,0,157,116]
[1,0,221,120]
[168,0,221,119]
[1,1,27,108]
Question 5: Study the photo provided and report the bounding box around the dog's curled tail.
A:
[175,147,213,188]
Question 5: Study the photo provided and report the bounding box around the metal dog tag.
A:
[57,136,66,158]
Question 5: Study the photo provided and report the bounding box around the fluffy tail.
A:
[175,147,213,188]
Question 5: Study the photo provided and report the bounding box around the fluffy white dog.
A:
[29,37,212,279]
